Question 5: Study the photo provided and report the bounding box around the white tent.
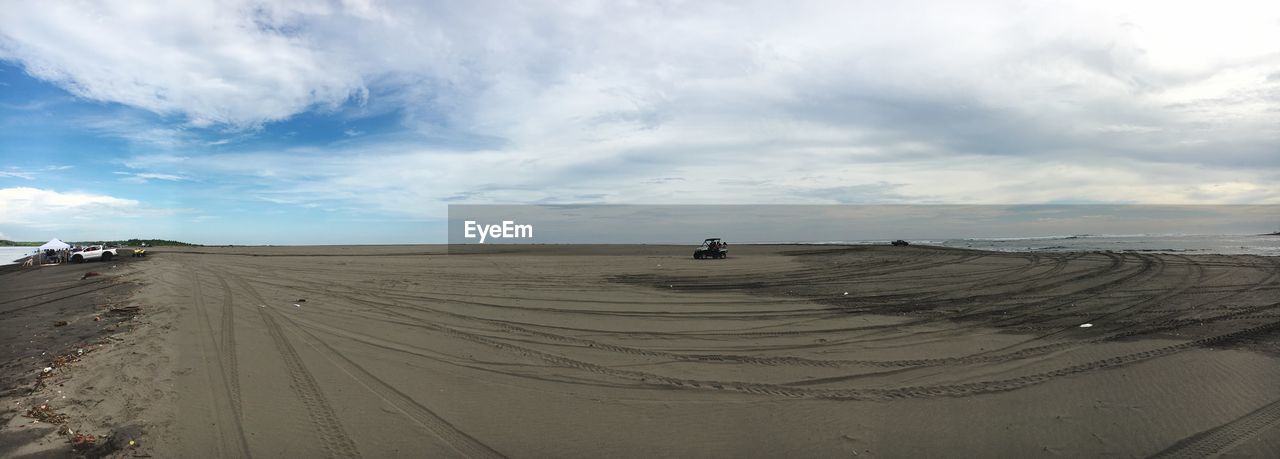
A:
[38,238,70,251]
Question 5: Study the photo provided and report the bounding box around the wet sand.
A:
[7,245,1280,456]
[0,257,154,457]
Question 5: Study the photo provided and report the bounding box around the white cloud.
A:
[0,188,188,241]
[3,1,1279,207]
[80,115,197,148]
[113,171,190,184]
[0,1,365,127]
[6,1,1278,132]
[119,140,1279,223]
[0,170,35,180]
[0,165,75,180]
[0,187,142,225]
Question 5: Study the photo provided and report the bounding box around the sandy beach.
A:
[0,256,155,457]
[3,244,1279,457]
[7,1,1280,456]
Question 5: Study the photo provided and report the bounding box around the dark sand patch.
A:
[0,257,152,457]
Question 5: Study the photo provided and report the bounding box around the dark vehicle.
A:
[694,238,728,259]
[891,240,910,246]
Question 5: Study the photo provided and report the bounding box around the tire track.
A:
[1152,397,1280,459]
[188,269,252,458]
[0,277,112,306]
[386,292,1280,370]
[196,249,1280,406]
[276,312,506,459]
[215,257,1280,373]
[222,272,361,459]
[210,271,243,418]
[293,285,1280,401]
[0,281,118,316]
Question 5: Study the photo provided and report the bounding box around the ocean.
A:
[0,246,36,265]
[794,234,1280,256]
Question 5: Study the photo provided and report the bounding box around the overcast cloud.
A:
[1,1,1278,241]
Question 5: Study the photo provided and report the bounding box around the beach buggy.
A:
[694,238,728,259]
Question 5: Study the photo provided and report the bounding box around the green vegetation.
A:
[113,239,200,247]
[0,240,41,246]
[0,239,199,246]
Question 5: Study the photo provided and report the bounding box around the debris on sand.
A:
[21,345,144,455]
[51,353,80,367]
[25,403,69,424]
[34,347,95,389]
[106,305,141,316]
[74,424,144,456]
[35,367,56,389]
[70,433,98,451]
[53,320,69,327]
[81,272,102,280]
[55,414,137,455]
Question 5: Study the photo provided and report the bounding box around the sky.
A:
[1,0,1278,244]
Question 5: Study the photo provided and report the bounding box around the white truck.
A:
[70,245,119,263]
